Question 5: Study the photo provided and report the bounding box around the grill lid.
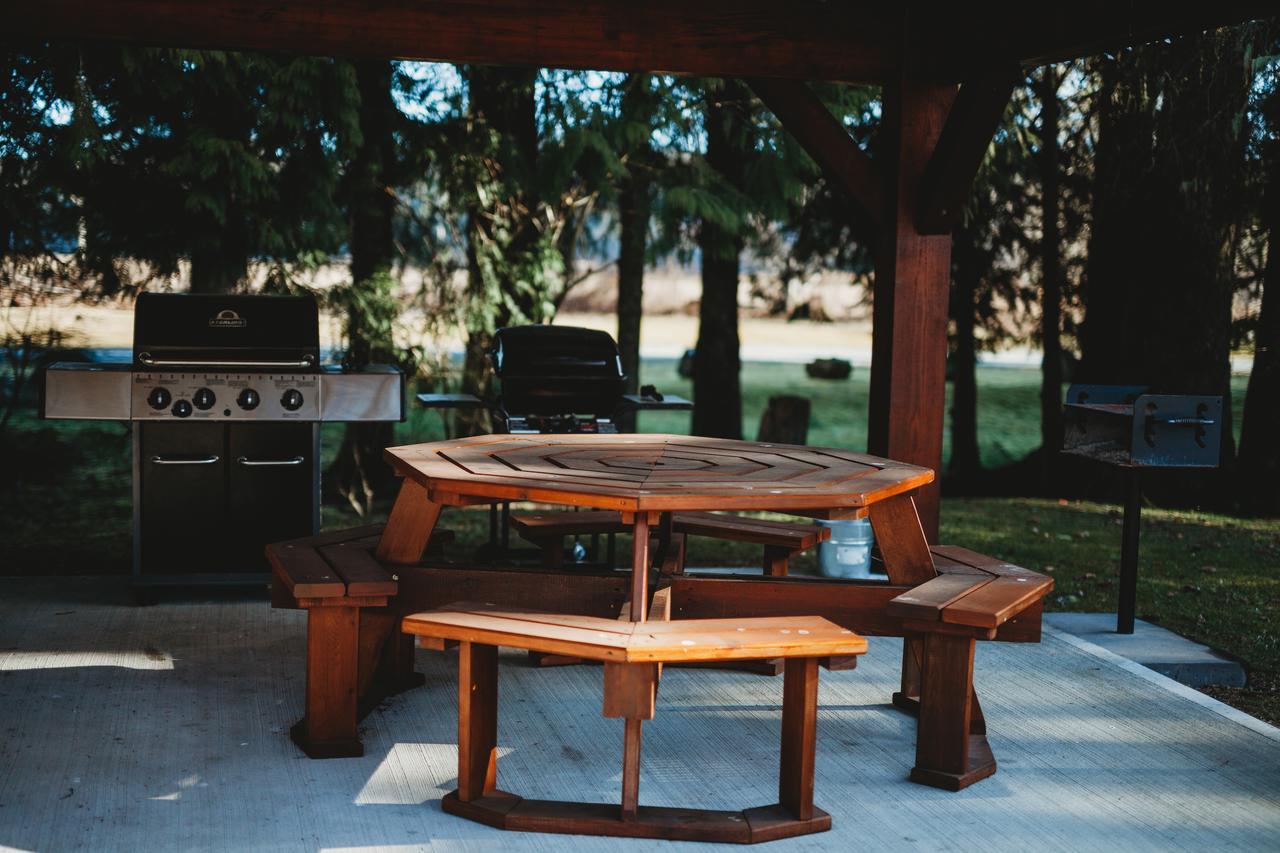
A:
[489,325,626,417]
[133,293,320,370]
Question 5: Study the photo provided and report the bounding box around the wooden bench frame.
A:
[508,509,829,576]
[401,604,867,843]
[272,486,1051,793]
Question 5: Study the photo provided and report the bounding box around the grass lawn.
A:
[2,361,1275,723]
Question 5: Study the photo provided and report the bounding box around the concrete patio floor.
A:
[1,576,1278,852]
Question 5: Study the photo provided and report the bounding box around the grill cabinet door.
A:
[227,424,316,571]
[139,423,229,575]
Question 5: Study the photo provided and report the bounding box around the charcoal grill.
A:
[417,324,691,561]
[418,324,691,433]
[1061,384,1223,633]
[42,293,403,591]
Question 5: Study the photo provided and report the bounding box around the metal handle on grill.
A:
[236,455,305,467]
[1158,417,1216,427]
[137,352,315,368]
[149,455,220,465]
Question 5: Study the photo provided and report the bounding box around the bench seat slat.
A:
[318,541,398,597]
[672,512,827,549]
[402,604,867,663]
[885,574,992,622]
[268,542,346,599]
[929,545,1041,578]
[940,575,1056,629]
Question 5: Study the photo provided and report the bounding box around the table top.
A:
[384,433,932,513]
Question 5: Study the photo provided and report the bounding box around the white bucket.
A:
[815,518,876,579]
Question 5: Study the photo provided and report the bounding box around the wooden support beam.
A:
[867,78,955,542]
[7,0,896,84]
[915,67,1021,234]
[747,78,883,227]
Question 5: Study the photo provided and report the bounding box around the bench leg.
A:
[762,546,791,577]
[909,633,996,791]
[291,605,362,759]
[779,657,818,820]
[892,637,924,712]
[458,641,499,802]
[357,609,426,718]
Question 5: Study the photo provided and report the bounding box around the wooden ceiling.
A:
[6,1,1270,83]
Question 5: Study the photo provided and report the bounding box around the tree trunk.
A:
[1078,33,1256,505]
[327,59,398,515]
[757,395,811,445]
[949,227,980,477]
[456,65,539,437]
[693,86,745,439]
[188,240,247,294]
[615,74,655,434]
[1037,65,1065,480]
[1237,153,1280,513]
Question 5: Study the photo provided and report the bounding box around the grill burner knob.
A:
[193,388,216,410]
[147,387,172,410]
[237,388,260,411]
[280,389,305,411]
[172,400,193,419]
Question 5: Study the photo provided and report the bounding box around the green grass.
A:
[2,361,1275,723]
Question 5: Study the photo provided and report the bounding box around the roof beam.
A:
[7,2,1267,84]
[748,78,884,229]
[915,67,1022,235]
[6,0,897,84]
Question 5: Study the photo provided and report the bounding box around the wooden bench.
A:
[401,603,868,844]
[509,509,829,575]
[267,523,452,758]
[885,546,1054,790]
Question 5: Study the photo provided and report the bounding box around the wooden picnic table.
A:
[273,433,1050,800]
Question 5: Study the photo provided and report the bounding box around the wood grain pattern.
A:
[401,606,867,664]
[375,478,442,564]
[457,642,499,802]
[384,434,932,514]
[779,657,819,820]
[868,494,938,586]
[867,78,956,541]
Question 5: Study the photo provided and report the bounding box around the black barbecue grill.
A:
[417,323,691,563]
[42,293,403,592]
[1060,384,1223,634]
[418,324,691,434]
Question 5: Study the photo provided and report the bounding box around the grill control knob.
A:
[172,400,193,419]
[147,387,172,410]
[280,389,305,411]
[193,388,216,410]
[236,388,260,411]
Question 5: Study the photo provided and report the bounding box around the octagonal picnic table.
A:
[277,433,1048,796]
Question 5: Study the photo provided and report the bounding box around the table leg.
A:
[869,494,936,705]
[629,514,650,622]
[376,478,443,564]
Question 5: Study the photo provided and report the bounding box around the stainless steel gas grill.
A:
[41,293,403,591]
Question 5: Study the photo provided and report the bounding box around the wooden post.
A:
[292,605,361,758]
[375,478,443,564]
[629,514,651,622]
[457,641,499,802]
[867,77,956,542]
[621,718,644,820]
[779,657,819,820]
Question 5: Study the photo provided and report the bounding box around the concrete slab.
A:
[1,577,1278,852]
[1045,612,1246,688]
